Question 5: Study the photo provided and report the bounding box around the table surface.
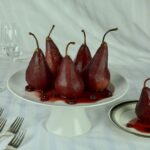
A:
[0,0,150,149]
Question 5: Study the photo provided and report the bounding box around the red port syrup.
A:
[127,118,150,133]
[25,84,114,105]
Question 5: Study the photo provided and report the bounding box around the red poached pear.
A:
[136,78,150,124]
[84,28,118,91]
[74,30,92,74]
[45,25,62,77]
[26,32,52,91]
[55,42,84,98]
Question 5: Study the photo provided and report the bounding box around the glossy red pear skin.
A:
[26,49,52,90]
[74,44,92,74]
[84,42,110,91]
[46,37,62,77]
[55,55,84,98]
[136,87,150,124]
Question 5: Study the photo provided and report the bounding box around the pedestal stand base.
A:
[45,107,91,137]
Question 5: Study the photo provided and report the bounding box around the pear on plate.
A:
[74,30,92,74]
[55,42,84,98]
[136,78,150,124]
[26,32,52,91]
[45,25,62,77]
[84,28,118,91]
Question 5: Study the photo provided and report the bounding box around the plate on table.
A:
[7,69,128,108]
[109,100,150,137]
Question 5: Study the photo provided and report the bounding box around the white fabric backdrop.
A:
[1,0,150,62]
[0,0,150,149]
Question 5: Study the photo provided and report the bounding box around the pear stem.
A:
[102,27,118,43]
[29,32,39,50]
[81,30,86,45]
[65,42,75,56]
[48,25,55,38]
[144,78,150,87]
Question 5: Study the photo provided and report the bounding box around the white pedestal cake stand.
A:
[7,69,128,137]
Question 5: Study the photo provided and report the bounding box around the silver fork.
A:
[0,117,7,132]
[0,108,4,116]
[0,117,24,137]
[4,131,25,150]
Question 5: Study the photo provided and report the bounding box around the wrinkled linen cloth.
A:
[0,0,150,149]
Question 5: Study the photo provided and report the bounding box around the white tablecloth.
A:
[0,0,150,149]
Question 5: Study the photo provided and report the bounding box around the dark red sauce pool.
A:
[25,84,114,104]
[127,118,150,133]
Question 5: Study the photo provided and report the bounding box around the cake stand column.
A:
[45,107,91,137]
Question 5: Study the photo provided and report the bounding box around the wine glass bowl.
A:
[0,23,22,91]
[0,23,21,59]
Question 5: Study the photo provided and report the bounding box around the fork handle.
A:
[0,132,13,138]
[4,146,15,150]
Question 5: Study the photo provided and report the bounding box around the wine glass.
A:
[0,24,7,56]
[0,58,11,92]
[0,23,21,59]
[0,23,22,91]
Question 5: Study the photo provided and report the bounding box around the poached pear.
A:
[45,25,62,77]
[74,30,92,74]
[26,32,52,91]
[136,78,150,124]
[84,28,118,91]
[55,42,84,98]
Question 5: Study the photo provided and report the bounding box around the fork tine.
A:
[12,118,24,133]
[8,117,24,133]
[0,118,7,132]
[15,132,25,146]
[0,108,4,116]
[9,117,20,129]
[8,131,25,148]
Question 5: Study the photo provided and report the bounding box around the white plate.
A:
[109,100,150,137]
[7,69,128,108]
